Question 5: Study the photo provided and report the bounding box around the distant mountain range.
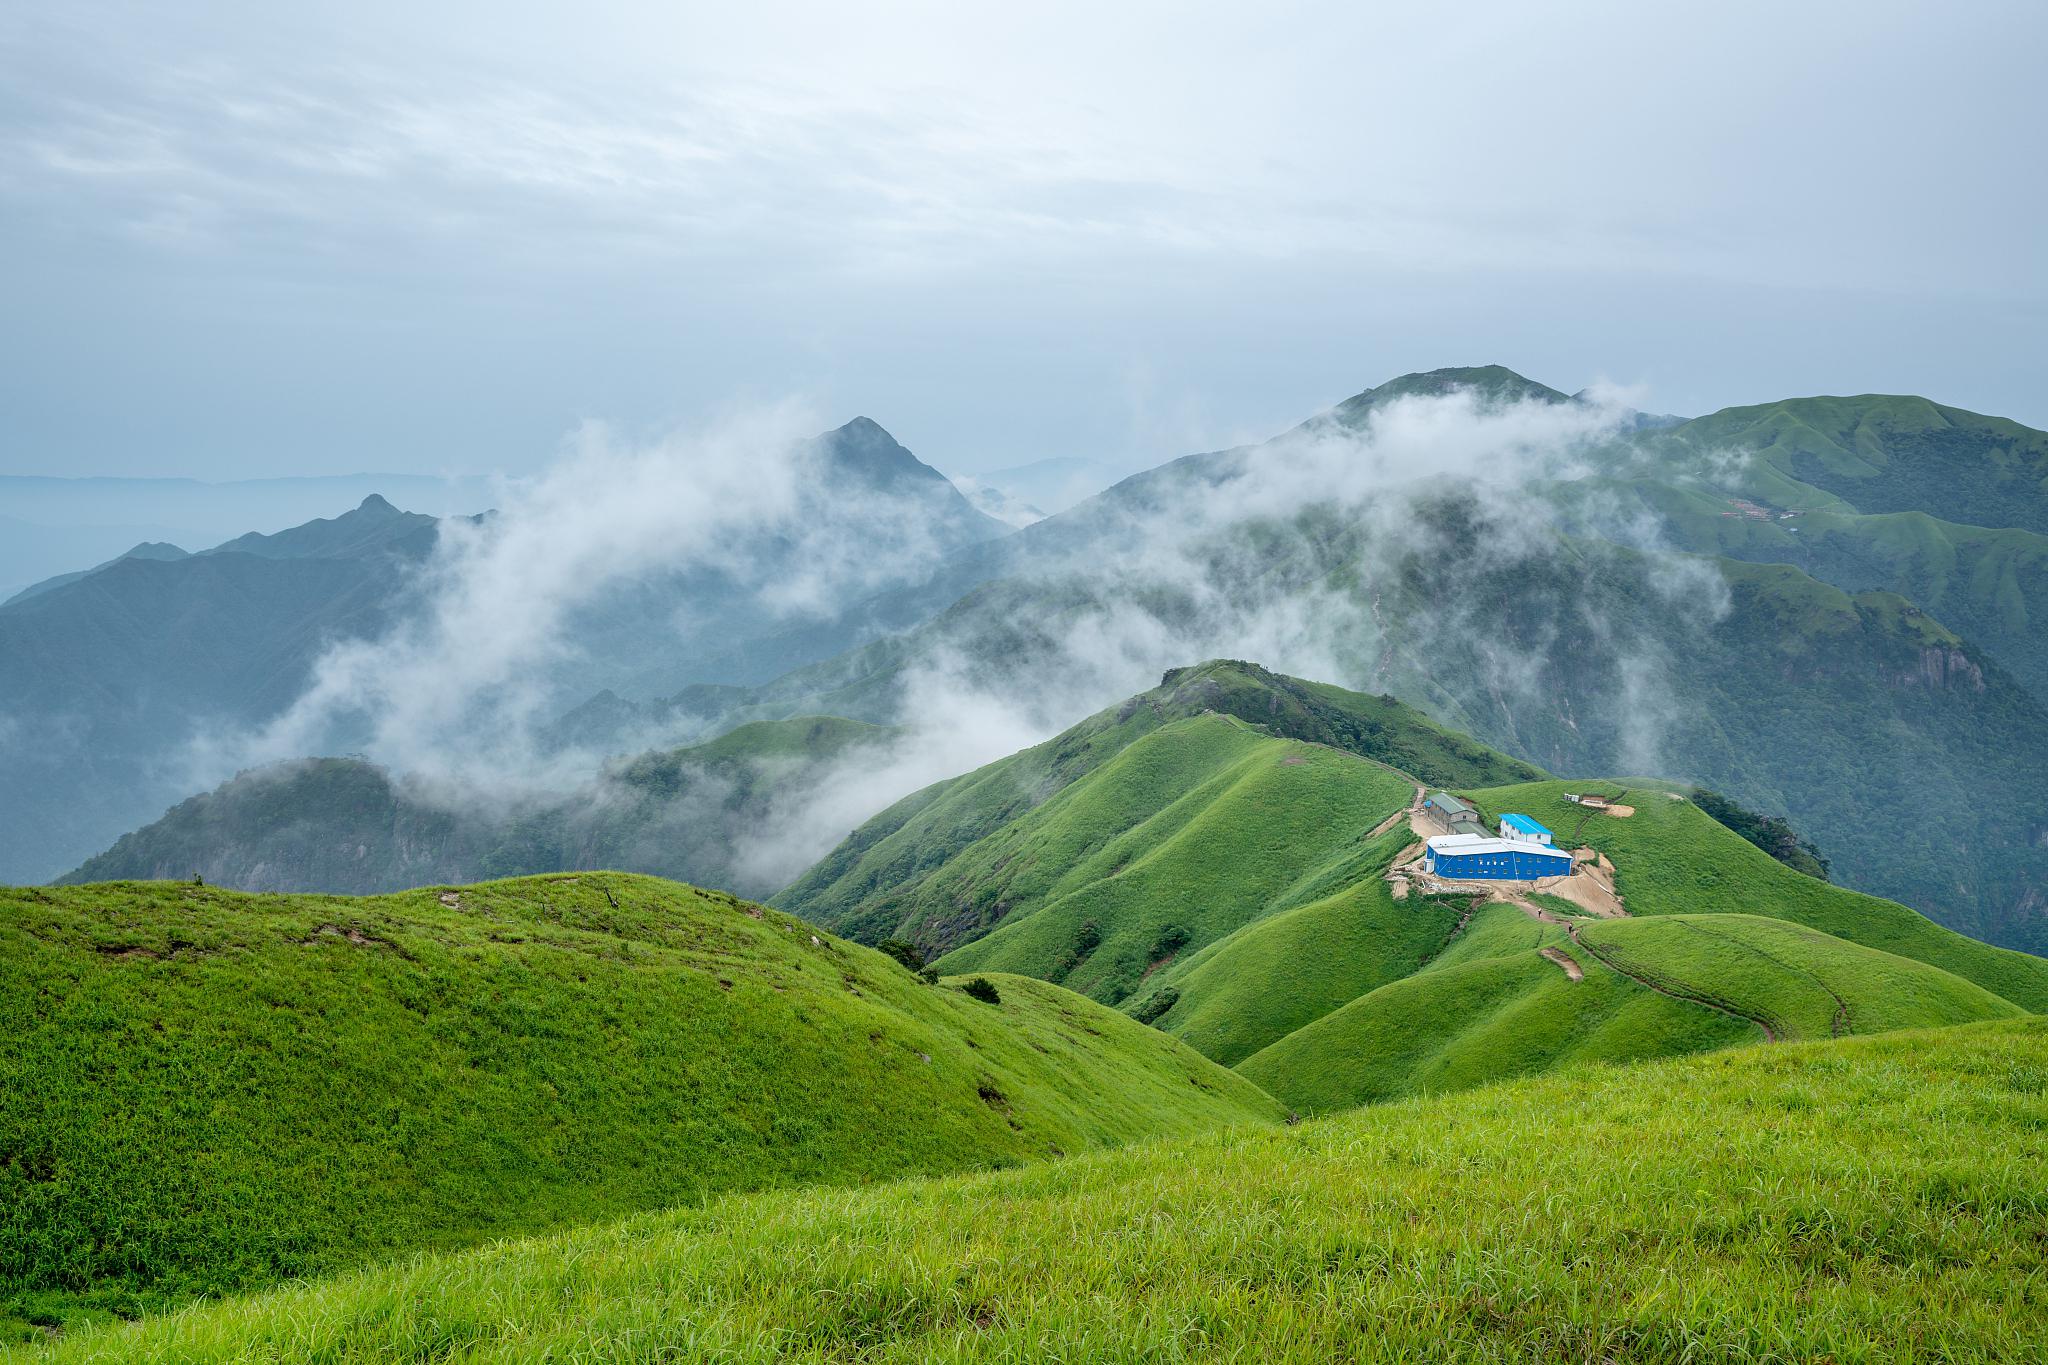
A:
[64,715,895,899]
[0,419,1004,884]
[18,366,2048,954]
[0,471,496,600]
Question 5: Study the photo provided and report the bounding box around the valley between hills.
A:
[7,658,2046,1359]
[8,374,2048,1361]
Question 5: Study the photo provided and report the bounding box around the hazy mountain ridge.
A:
[63,716,899,898]
[0,419,1004,885]
[23,367,2048,953]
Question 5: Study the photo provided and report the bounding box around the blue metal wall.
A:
[1428,848,1572,880]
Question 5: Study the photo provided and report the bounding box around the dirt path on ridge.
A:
[1366,784,1427,841]
[1561,920,1779,1043]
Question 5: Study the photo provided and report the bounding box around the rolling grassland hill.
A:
[16,1019,2045,1363]
[1638,392,2048,536]
[1455,778,2048,1011]
[62,716,898,899]
[775,660,1545,949]
[781,667,2046,1114]
[1561,391,2048,706]
[0,875,1280,1337]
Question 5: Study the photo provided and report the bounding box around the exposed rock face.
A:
[1899,647,1986,692]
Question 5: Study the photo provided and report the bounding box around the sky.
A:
[3,0,2044,482]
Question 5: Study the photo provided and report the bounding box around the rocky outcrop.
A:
[1898,646,1986,692]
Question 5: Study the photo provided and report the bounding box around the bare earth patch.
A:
[1539,946,1584,981]
[1365,785,1426,841]
[1543,859,1626,917]
[1388,843,1626,918]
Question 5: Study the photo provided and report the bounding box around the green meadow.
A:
[0,876,1277,1335]
[16,1020,2045,1364]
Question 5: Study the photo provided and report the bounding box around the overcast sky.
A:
[3,0,2043,481]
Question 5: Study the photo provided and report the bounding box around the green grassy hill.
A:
[0,875,1280,1336]
[780,673,2044,1117]
[1130,827,1450,1065]
[1575,914,2025,1041]
[62,716,898,899]
[1640,392,2048,535]
[1455,778,2048,1011]
[776,659,1543,947]
[21,1019,2045,1363]
[1236,938,1759,1112]
[1563,474,2048,704]
[1216,781,2043,1111]
[928,715,1420,1002]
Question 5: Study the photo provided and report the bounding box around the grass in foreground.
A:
[17,1019,2047,1363]
[0,876,1278,1335]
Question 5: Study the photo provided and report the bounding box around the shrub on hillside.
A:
[1133,987,1179,1025]
[1690,787,1831,880]
[1055,920,1102,978]
[876,938,926,973]
[963,976,1002,1005]
[1149,925,1190,961]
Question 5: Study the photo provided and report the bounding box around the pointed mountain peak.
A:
[1327,365,1572,427]
[802,416,1008,542]
[835,416,894,440]
[355,493,398,515]
[813,416,929,485]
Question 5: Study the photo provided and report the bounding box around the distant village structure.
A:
[1423,792,1483,836]
[1421,803,1573,881]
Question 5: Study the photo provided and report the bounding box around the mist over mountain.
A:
[627,368,2048,951]
[63,716,898,899]
[0,415,1007,883]
[38,365,2048,957]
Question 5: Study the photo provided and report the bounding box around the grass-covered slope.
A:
[1458,778,2048,1011]
[0,875,1280,1332]
[1569,475,2048,701]
[776,659,1541,948]
[25,1020,2047,1364]
[1575,914,2025,1042]
[924,715,1419,1002]
[779,662,2040,1111]
[1214,779,2042,1111]
[63,716,897,899]
[1132,827,1454,1066]
[1237,942,1759,1113]
[1643,392,2048,535]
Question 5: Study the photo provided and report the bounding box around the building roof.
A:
[1425,792,1476,816]
[1425,835,1572,860]
[1500,813,1554,838]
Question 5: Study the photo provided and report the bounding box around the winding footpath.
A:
[1561,919,1780,1043]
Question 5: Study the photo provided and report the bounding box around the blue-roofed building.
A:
[1423,834,1573,881]
[1498,813,1554,846]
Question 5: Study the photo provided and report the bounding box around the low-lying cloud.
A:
[194,383,1733,896]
